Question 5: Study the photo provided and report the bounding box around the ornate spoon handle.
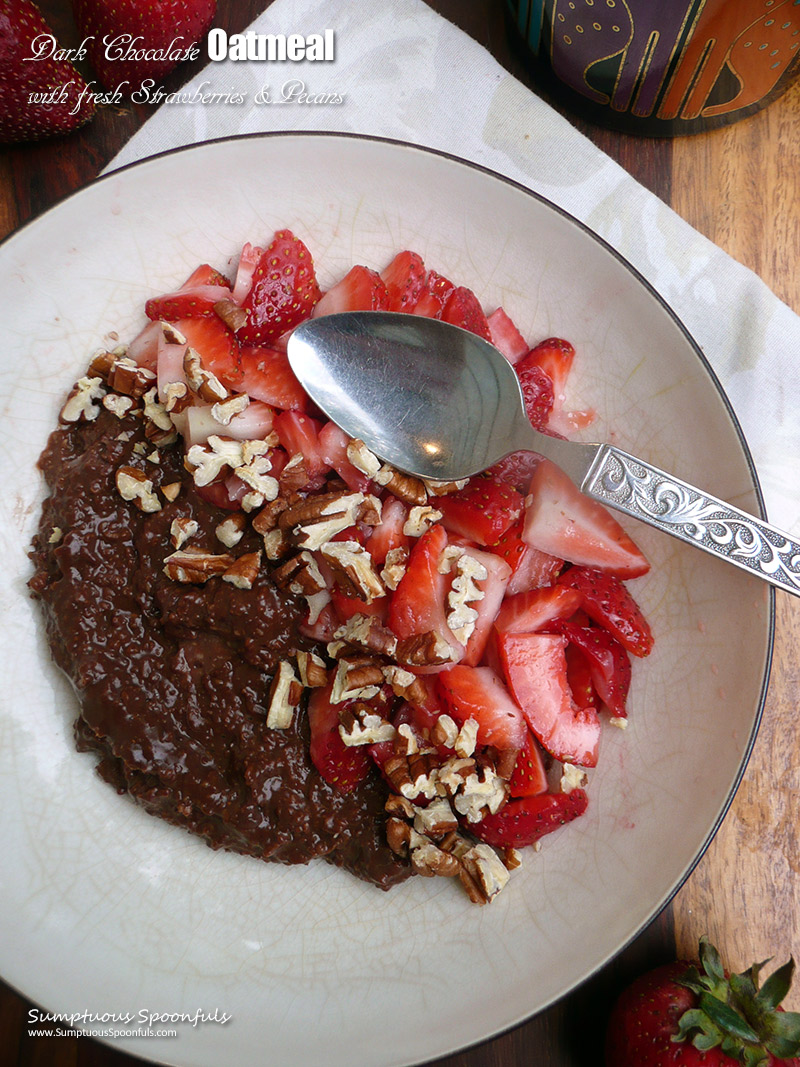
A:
[582,445,800,596]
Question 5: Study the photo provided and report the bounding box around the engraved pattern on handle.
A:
[584,446,800,595]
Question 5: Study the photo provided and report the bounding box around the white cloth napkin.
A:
[108,0,800,534]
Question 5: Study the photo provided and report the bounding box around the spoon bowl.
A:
[288,311,800,597]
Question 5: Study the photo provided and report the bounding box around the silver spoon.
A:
[287,311,800,597]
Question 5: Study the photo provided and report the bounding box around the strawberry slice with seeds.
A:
[523,459,650,578]
[437,476,524,547]
[237,230,321,346]
[236,346,308,411]
[388,523,463,665]
[508,731,549,798]
[438,664,527,750]
[313,265,390,317]
[412,270,455,318]
[172,316,241,387]
[273,410,329,484]
[470,791,588,849]
[318,422,373,493]
[380,250,427,312]
[441,286,492,341]
[558,566,654,658]
[515,353,556,431]
[494,584,583,634]
[553,618,632,716]
[487,307,529,365]
[366,496,410,567]
[145,264,232,321]
[307,679,371,794]
[487,519,564,595]
[454,545,512,667]
[524,337,594,435]
[497,631,601,767]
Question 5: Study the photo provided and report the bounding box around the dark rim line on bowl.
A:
[0,131,775,1066]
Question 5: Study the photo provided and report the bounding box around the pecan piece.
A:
[222,550,262,590]
[110,357,157,399]
[163,548,234,583]
[266,660,302,729]
[115,466,162,513]
[183,347,228,403]
[396,631,454,667]
[459,843,510,905]
[320,540,385,603]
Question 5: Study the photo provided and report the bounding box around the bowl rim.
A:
[0,129,776,1063]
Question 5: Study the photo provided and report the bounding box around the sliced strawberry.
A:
[565,643,598,710]
[453,545,512,667]
[387,523,462,665]
[330,588,388,626]
[318,422,372,493]
[487,519,564,595]
[195,479,244,512]
[183,400,276,448]
[298,600,339,644]
[441,286,492,341]
[412,270,455,318]
[172,316,242,387]
[231,242,264,304]
[508,731,549,797]
[470,791,588,849]
[307,679,371,793]
[485,451,542,494]
[145,264,232,321]
[487,307,529,365]
[273,410,329,482]
[497,631,601,767]
[237,230,321,346]
[522,459,650,578]
[236,346,309,411]
[558,566,654,658]
[515,353,556,431]
[366,496,410,567]
[437,477,524,547]
[553,619,632,716]
[437,664,527,750]
[525,337,594,435]
[313,265,390,317]
[380,251,427,312]
[494,584,583,634]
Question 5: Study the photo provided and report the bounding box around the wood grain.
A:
[670,79,800,999]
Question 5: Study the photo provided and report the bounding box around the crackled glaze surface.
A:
[0,135,771,1067]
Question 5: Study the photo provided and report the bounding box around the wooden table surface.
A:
[2,2,799,1064]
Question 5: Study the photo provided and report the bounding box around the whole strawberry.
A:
[605,938,800,1066]
[0,0,95,143]
[72,0,217,93]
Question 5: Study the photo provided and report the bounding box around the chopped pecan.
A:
[169,516,199,549]
[278,454,311,495]
[380,545,409,590]
[161,481,182,503]
[266,660,302,729]
[385,817,426,858]
[459,843,510,905]
[431,714,459,750]
[297,650,328,688]
[61,376,105,423]
[102,393,134,419]
[280,491,365,550]
[214,297,248,333]
[185,435,244,486]
[115,466,162,513]
[144,420,178,448]
[382,664,427,704]
[330,657,384,704]
[357,494,383,526]
[450,762,508,824]
[261,527,292,561]
[403,505,442,538]
[163,381,191,414]
[215,512,247,548]
[453,718,479,759]
[446,552,487,645]
[346,438,381,479]
[411,841,461,878]
[396,630,454,667]
[110,358,157,398]
[271,551,327,596]
[211,393,250,426]
[222,550,262,589]
[338,703,396,746]
[413,798,459,840]
[335,614,397,658]
[383,749,441,800]
[423,477,469,497]
[374,464,427,505]
[320,540,385,603]
[252,497,289,535]
[183,347,228,403]
[87,350,117,381]
[142,387,174,433]
[163,548,234,583]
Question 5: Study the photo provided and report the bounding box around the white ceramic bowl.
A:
[0,134,773,1066]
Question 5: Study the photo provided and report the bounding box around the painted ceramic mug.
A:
[504,0,800,135]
